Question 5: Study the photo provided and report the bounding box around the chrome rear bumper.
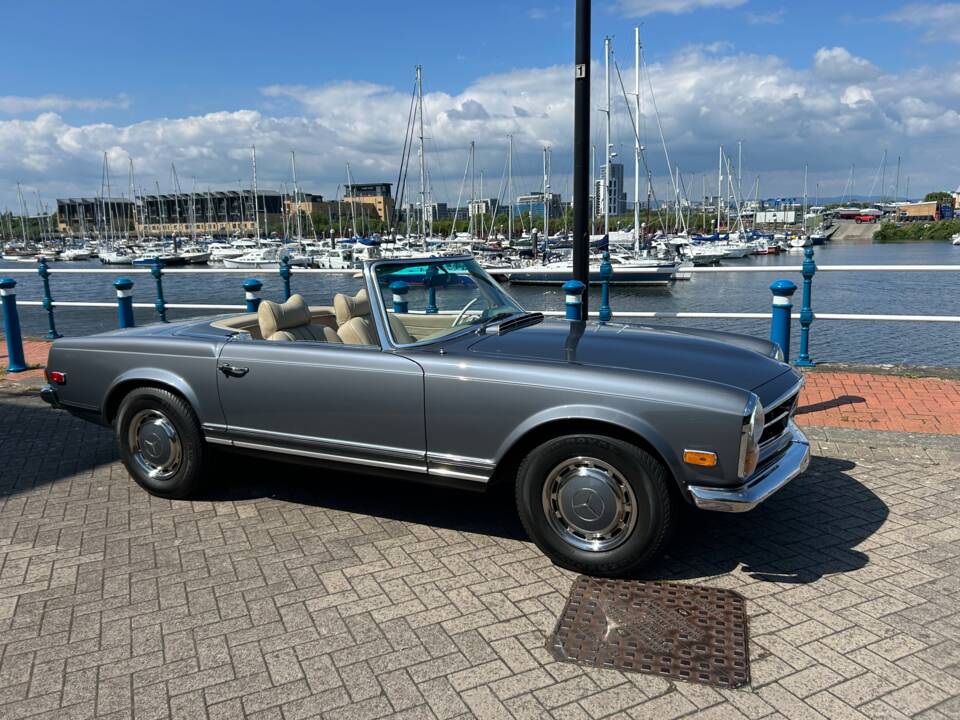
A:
[687,422,810,513]
[40,384,61,409]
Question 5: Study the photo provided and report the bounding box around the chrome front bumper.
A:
[687,422,810,513]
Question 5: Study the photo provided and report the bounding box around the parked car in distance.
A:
[40,256,809,576]
[854,214,878,224]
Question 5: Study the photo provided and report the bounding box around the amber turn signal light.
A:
[683,450,717,467]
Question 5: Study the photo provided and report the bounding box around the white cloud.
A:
[814,47,880,82]
[0,94,130,115]
[886,3,960,42]
[1,45,959,209]
[612,0,747,16]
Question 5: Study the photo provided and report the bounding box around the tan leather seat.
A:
[258,294,341,343]
[334,289,415,345]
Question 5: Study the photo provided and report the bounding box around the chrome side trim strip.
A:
[230,440,428,474]
[426,452,496,470]
[206,437,233,447]
[202,422,228,433]
[428,467,489,483]
[227,425,424,460]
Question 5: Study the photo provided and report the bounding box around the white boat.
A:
[952,233,960,246]
[789,235,812,249]
[221,247,280,269]
[179,247,211,264]
[99,248,134,265]
[61,248,92,261]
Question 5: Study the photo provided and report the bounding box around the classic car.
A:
[40,255,809,576]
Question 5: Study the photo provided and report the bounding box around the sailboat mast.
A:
[469,141,476,239]
[802,163,808,234]
[543,146,549,243]
[251,145,260,240]
[416,65,427,247]
[346,163,358,237]
[291,151,303,241]
[716,146,723,234]
[894,155,901,203]
[508,135,514,242]
[604,35,611,237]
[634,26,641,254]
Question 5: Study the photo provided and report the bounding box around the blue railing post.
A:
[770,279,797,362]
[279,256,292,300]
[796,246,817,367]
[0,278,28,373]
[37,258,62,339]
[563,279,586,321]
[243,279,263,312]
[113,277,135,328]
[425,266,439,315]
[150,257,167,322]
[390,281,409,314]
[598,251,612,322]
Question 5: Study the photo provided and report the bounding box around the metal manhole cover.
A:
[547,576,750,689]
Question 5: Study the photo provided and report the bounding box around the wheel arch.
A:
[489,407,687,499]
[103,369,201,425]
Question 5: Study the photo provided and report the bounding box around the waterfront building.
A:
[344,183,395,222]
[596,163,627,218]
[516,192,562,219]
[898,201,944,222]
[137,191,284,236]
[56,197,137,235]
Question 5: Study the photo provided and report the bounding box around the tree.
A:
[923,191,953,205]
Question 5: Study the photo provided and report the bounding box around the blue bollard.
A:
[598,251,612,322]
[150,257,167,323]
[425,266,439,315]
[114,277,135,328]
[243,279,263,312]
[279,256,292,301]
[390,281,409,314]
[37,258,62,339]
[0,278,28,373]
[563,279,586,321]
[770,279,797,362]
[796,246,817,367]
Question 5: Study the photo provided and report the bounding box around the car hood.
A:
[464,318,789,392]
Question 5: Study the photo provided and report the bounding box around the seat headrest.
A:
[258,294,311,338]
[334,289,370,325]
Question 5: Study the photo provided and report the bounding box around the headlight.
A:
[771,344,785,362]
[738,394,765,479]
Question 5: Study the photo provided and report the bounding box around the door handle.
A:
[218,364,249,378]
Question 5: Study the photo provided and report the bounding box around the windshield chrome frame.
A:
[362,255,524,351]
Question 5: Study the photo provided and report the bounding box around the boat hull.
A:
[502,267,676,285]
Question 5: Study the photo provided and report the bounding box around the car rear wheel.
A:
[115,387,206,499]
[515,435,674,577]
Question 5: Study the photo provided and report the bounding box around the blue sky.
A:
[1,0,958,207]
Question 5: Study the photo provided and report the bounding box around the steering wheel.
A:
[452,297,481,326]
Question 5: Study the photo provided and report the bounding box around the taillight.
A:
[48,371,66,385]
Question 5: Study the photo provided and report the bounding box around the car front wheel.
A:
[515,435,674,577]
[115,387,207,499]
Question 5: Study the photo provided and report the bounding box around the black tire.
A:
[115,387,207,499]
[515,434,674,577]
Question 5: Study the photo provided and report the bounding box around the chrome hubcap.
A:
[542,456,637,552]
[128,410,182,481]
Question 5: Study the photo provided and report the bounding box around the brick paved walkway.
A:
[2,388,959,719]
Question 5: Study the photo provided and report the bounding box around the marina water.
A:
[2,241,957,368]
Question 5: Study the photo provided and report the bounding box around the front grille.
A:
[759,390,799,446]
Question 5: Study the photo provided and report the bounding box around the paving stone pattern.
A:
[1,388,960,718]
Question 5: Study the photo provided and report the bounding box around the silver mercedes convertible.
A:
[41,255,809,576]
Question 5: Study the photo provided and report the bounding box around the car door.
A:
[215,338,426,473]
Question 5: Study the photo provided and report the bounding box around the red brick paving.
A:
[796,371,960,435]
[3,339,959,435]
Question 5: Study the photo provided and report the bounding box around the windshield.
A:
[373,257,523,345]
